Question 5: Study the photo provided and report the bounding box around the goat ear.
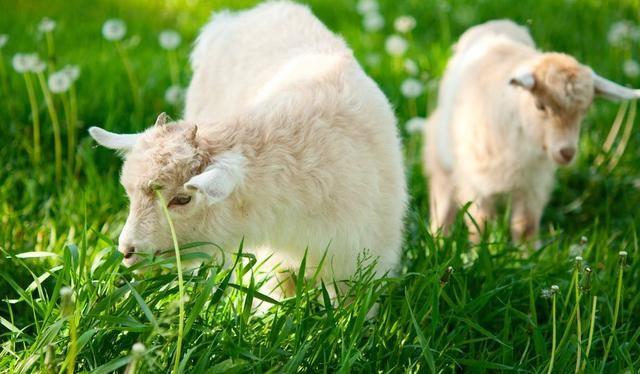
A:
[592,71,640,101]
[155,112,171,126]
[184,151,246,203]
[509,70,536,90]
[89,127,140,153]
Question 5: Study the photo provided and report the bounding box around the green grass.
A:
[1,0,640,372]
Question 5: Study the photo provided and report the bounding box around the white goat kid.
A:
[90,2,407,304]
[424,20,640,243]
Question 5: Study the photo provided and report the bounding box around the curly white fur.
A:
[91,1,407,302]
[424,19,639,243]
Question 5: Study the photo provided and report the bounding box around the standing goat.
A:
[90,2,407,302]
[424,20,640,243]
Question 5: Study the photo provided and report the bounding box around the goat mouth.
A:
[552,153,573,166]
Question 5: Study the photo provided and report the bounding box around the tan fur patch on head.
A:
[120,121,209,196]
[533,53,594,114]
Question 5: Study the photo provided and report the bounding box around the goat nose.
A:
[560,147,576,162]
[119,245,135,259]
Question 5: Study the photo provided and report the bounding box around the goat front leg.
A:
[457,186,494,243]
[510,190,545,245]
[428,170,457,235]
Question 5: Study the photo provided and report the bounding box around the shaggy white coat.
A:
[424,19,640,242]
[90,1,407,300]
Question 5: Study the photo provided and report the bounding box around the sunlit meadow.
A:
[1,0,639,372]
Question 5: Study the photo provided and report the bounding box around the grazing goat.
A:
[424,20,640,243]
[90,1,407,303]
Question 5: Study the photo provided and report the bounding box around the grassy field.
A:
[1,0,640,372]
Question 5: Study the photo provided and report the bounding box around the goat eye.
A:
[535,100,546,111]
[169,195,192,206]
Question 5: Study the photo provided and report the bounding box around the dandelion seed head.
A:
[131,342,146,357]
[0,34,8,48]
[102,19,126,41]
[575,256,583,262]
[62,64,80,82]
[623,59,640,78]
[356,0,378,15]
[38,17,56,33]
[406,117,426,134]
[363,12,384,32]
[385,34,408,56]
[400,78,424,98]
[31,60,46,73]
[60,286,73,298]
[159,29,181,50]
[404,59,419,76]
[608,20,640,47]
[394,15,416,33]
[619,250,628,257]
[165,84,185,105]
[12,53,40,73]
[551,285,559,292]
[48,70,72,93]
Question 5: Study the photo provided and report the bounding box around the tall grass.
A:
[1,0,640,372]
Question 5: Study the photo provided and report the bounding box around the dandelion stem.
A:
[601,255,625,372]
[36,71,63,184]
[67,313,77,374]
[115,40,143,123]
[574,269,582,373]
[69,85,79,173]
[547,289,557,374]
[156,190,184,374]
[23,73,41,165]
[582,296,597,372]
[61,92,74,174]
[0,51,16,120]
[408,98,417,118]
[45,31,56,72]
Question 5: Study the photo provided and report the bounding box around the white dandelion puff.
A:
[404,59,419,75]
[363,12,384,32]
[60,286,73,299]
[394,15,416,33]
[607,20,640,47]
[159,29,181,50]
[102,19,127,41]
[131,342,146,357]
[406,117,426,134]
[385,34,408,56]
[31,59,46,73]
[551,285,559,292]
[38,17,56,33]
[62,64,81,82]
[0,34,8,48]
[623,59,640,78]
[356,0,378,15]
[12,53,40,73]
[12,54,30,73]
[401,78,424,98]
[48,70,72,93]
[165,85,185,105]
